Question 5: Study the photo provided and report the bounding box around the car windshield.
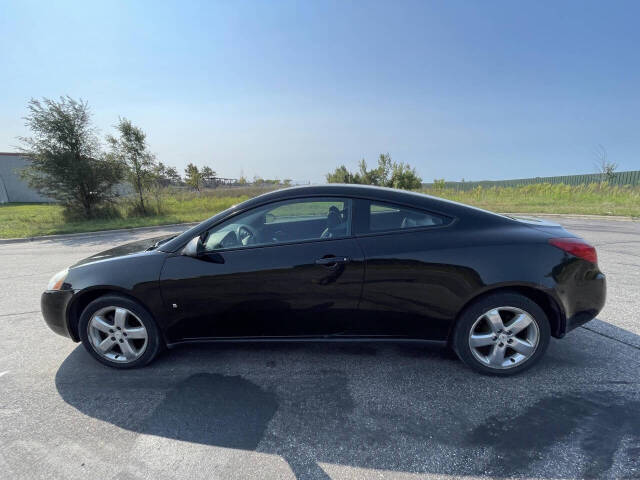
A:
[157,203,244,252]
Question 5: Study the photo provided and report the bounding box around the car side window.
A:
[202,197,352,252]
[368,201,449,232]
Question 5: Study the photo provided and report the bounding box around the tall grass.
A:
[1,183,638,238]
[421,183,640,217]
[0,189,256,238]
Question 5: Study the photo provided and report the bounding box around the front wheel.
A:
[78,295,163,368]
[452,292,550,375]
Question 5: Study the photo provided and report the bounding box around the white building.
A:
[0,153,52,203]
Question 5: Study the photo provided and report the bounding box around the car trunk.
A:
[509,216,576,237]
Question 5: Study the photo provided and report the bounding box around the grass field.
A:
[1,183,638,238]
[422,183,640,217]
[0,193,249,238]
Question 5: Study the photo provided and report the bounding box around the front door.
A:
[159,197,364,342]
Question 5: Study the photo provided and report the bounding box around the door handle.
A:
[315,256,350,266]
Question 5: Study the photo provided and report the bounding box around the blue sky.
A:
[1,0,638,183]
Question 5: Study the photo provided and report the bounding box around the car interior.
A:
[202,199,351,251]
[368,202,447,232]
[201,199,446,252]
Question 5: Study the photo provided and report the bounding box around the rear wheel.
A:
[452,292,550,375]
[78,295,163,368]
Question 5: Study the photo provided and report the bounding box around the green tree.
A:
[390,162,422,190]
[361,154,393,186]
[19,96,123,218]
[107,118,156,215]
[165,166,182,185]
[201,165,215,179]
[326,153,421,190]
[150,162,176,187]
[326,165,360,184]
[184,163,203,191]
[201,165,216,187]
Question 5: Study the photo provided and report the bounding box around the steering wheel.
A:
[237,224,258,246]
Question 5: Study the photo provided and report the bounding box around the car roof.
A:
[240,184,506,218]
[237,183,443,207]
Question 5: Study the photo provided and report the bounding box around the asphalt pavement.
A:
[1,217,639,480]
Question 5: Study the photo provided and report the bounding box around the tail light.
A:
[549,237,597,265]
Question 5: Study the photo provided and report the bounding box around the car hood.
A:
[72,235,173,267]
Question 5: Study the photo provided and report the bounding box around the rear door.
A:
[159,197,364,342]
[351,199,458,340]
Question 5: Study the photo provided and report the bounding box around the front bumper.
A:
[41,290,75,339]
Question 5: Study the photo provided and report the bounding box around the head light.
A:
[47,268,69,291]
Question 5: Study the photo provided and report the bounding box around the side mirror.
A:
[182,235,204,257]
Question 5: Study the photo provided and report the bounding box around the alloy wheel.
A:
[87,306,148,363]
[468,306,540,369]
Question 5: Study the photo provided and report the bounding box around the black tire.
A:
[452,292,551,376]
[78,294,163,369]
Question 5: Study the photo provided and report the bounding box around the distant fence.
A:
[422,170,640,191]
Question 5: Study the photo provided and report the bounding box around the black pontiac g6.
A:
[41,185,606,375]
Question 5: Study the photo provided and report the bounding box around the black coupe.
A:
[42,185,606,375]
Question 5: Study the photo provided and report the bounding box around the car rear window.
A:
[368,201,450,232]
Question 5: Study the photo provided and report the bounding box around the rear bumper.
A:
[41,290,75,340]
[559,271,606,335]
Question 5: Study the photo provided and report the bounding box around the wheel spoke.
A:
[470,333,495,347]
[97,337,116,353]
[124,326,146,339]
[90,316,112,334]
[113,308,128,329]
[487,344,506,366]
[507,313,533,335]
[484,309,505,333]
[88,306,148,363]
[510,338,536,356]
[119,339,137,360]
[469,305,540,370]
